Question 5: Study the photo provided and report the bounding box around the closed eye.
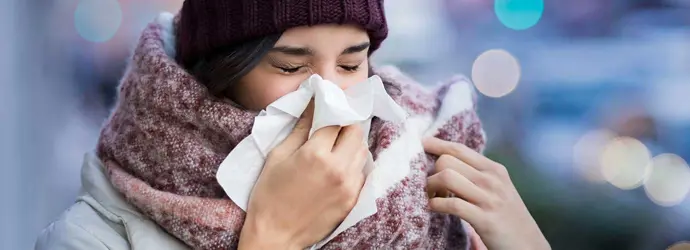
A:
[340,65,360,72]
[277,66,303,73]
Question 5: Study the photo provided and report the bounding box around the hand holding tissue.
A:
[217,74,408,247]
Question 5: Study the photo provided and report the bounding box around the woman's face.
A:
[229,24,371,110]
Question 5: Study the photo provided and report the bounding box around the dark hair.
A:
[190,34,399,98]
[190,34,283,97]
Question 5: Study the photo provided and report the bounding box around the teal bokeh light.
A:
[74,0,123,42]
[494,0,544,30]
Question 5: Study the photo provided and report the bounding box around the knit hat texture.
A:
[176,0,388,68]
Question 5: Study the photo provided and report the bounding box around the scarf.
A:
[97,13,486,250]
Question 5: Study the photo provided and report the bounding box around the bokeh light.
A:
[573,130,616,183]
[128,1,163,34]
[494,0,544,30]
[600,137,651,190]
[127,0,185,31]
[161,0,185,13]
[668,242,690,250]
[471,49,521,98]
[74,0,123,43]
[644,154,690,207]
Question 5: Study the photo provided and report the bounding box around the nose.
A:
[312,65,343,89]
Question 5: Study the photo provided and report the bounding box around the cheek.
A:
[338,59,370,90]
[262,80,300,103]
[253,76,304,108]
[237,67,304,109]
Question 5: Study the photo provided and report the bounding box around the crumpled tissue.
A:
[216,74,408,248]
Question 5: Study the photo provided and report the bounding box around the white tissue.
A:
[216,74,408,248]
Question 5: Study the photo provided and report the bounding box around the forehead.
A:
[275,24,369,49]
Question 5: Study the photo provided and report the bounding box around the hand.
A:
[423,137,550,250]
[239,102,368,249]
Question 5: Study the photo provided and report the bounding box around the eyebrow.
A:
[269,42,371,56]
[341,42,370,55]
[270,46,314,56]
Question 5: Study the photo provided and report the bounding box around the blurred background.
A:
[1,0,689,249]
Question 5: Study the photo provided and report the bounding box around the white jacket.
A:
[34,153,190,250]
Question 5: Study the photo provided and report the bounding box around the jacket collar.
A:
[80,152,189,250]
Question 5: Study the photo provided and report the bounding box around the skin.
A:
[232,24,548,249]
[235,24,371,249]
[424,137,551,250]
[228,24,371,111]
[239,104,368,249]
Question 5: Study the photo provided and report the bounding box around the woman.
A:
[36,0,549,249]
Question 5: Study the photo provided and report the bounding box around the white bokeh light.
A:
[644,154,690,207]
[162,0,185,12]
[600,137,651,190]
[573,129,616,182]
[471,49,521,98]
[74,0,123,43]
[667,241,690,250]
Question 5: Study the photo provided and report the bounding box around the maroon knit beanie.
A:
[176,0,388,68]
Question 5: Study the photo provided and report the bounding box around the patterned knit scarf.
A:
[97,13,486,250]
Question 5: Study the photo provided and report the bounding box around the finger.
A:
[426,166,453,199]
[427,187,450,199]
[435,154,483,183]
[427,169,488,205]
[345,151,367,203]
[277,100,315,153]
[429,197,483,226]
[352,162,366,188]
[426,173,450,198]
[423,137,491,171]
[345,140,368,169]
[305,126,342,151]
[333,124,364,155]
[435,154,499,191]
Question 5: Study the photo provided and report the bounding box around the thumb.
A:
[274,99,314,154]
